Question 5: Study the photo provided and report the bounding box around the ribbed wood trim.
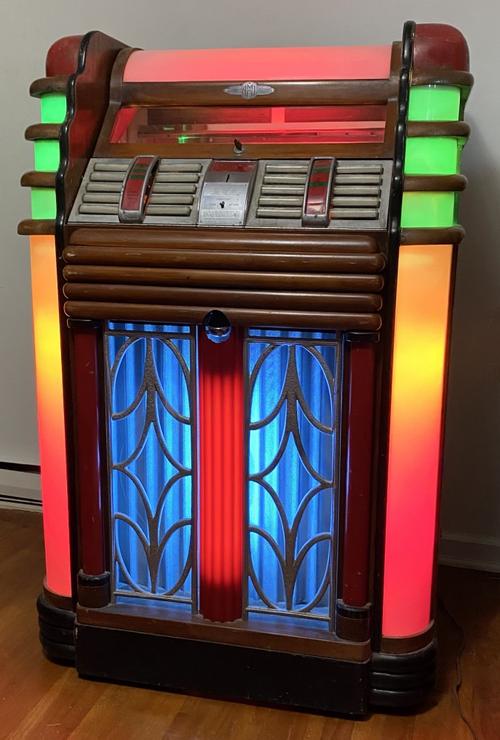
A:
[400,226,465,245]
[67,228,378,253]
[407,121,470,138]
[62,265,384,293]
[25,123,62,141]
[62,283,383,313]
[20,171,57,188]
[30,75,69,97]
[411,70,474,88]
[403,174,467,192]
[63,245,386,274]
[17,219,55,236]
[64,301,382,331]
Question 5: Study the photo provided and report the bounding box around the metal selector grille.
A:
[255,162,309,220]
[70,158,209,224]
[78,161,127,216]
[330,162,384,221]
[147,161,202,217]
[247,159,391,230]
[70,157,391,229]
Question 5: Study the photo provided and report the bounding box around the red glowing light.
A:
[29,236,71,597]
[383,245,452,637]
[198,329,244,622]
[124,46,392,82]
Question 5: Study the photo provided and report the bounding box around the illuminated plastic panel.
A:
[383,245,452,637]
[123,46,392,82]
[27,91,71,597]
[383,83,462,637]
[29,236,71,596]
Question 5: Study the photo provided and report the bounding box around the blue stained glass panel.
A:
[105,322,195,606]
[246,330,340,625]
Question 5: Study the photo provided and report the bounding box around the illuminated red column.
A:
[198,328,244,622]
[382,245,453,638]
[29,235,72,599]
[337,336,376,641]
[70,321,109,607]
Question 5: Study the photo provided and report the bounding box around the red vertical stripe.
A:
[72,326,105,576]
[198,329,244,622]
[342,341,376,607]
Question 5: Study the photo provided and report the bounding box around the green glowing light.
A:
[31,188,57,219]
[401,192,456,228]
[408,86,461,121]
[34,140,60,171]
[405,137,460,175]
[40,93,67,124]
[178,135,189,144]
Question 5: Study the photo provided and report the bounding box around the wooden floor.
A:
[1,509,499,739]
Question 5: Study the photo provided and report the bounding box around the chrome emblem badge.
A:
[224,81,275,99]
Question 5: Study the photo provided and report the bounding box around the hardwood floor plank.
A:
[1,509,498,739]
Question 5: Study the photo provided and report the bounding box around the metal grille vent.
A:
[255,162,308,220]
[247,159,390,229]
[147,161,202,218]
[72,159,207,223]
[77,161,126,217]
[330,162,383,221]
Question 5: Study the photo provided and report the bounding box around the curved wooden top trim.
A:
[400,225,465,245]
[20,171,56,188]
[30,75,69,97]
[404,174,467,192]
[407,121,470,138]
[25,123,62,141]
[18,219,55,236]
[411,70,474,88]
[46,35,84,76]
[414,24,469,74]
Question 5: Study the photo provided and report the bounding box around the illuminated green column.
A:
[401,86,462,228]
[30,93,66,219]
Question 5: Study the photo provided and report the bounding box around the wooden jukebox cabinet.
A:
[19,22,472,714]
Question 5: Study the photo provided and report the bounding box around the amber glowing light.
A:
[30,235,71,597]
[383,244,452,637]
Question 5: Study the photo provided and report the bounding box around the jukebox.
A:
[19,21,472,714]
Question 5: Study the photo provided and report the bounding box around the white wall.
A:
[1,0,499,567]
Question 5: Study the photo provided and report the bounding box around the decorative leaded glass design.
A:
[245,329,340,626]
[105,322,195,608]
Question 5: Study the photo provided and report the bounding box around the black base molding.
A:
[37,593,76,664]
[36,597,437,713]
[76,623,369,716]
[369,640,437,708]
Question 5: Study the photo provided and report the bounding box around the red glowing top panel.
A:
[123,46,393,83]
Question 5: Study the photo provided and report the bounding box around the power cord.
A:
[438,596,478,740]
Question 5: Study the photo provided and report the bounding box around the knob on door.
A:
[203,310,232,344]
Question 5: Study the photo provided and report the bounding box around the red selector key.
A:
[119,155,159,223]
[302,157,335,227]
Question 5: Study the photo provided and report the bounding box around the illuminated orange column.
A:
[29,235,71,597]
[382,244,453,637]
